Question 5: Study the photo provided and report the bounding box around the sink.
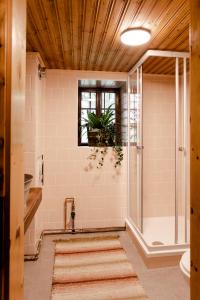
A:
[24,174,33,207]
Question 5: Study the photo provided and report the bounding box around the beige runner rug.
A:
[51,235,149,300]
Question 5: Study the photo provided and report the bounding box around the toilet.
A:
[180,249,190,282]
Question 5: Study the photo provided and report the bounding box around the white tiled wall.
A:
[36,70,128,231]
[142,74,190,219]
[143,74,176,217]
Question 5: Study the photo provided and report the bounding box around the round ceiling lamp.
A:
[120,28,151,46]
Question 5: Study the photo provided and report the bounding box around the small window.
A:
[78,88,121,146]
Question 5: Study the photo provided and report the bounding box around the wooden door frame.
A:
[0,0,26,299]
[190,1,200,299]
[1,1,200,300]
[0,1,12,298]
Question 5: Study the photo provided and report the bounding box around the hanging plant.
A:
[82,105,123,168]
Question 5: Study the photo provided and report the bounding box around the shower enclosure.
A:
[127,50,190,254]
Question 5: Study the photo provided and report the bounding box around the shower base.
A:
[126,217,189,259]
[143,216,190,246]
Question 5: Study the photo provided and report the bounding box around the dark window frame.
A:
[78,87,121,146]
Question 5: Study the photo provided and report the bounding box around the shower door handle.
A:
[136,145,144,150]
[178,146,186,155]
[178,146,184,152]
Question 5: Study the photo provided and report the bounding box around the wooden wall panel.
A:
[27,0,190,73]
[0,0,26,299]
[190,1,200,299]
[9,0,26,299]
[0,1,10,298]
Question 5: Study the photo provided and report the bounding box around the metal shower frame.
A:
[128,50,190,244]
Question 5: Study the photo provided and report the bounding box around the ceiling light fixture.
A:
[120,28,151,46]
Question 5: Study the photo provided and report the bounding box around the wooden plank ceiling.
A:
[27,0,190,73]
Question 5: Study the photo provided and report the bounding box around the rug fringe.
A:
[53,234,120,243]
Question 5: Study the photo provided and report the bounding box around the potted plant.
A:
[82,105,123,168]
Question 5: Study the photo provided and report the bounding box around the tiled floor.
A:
[24,231,190,300]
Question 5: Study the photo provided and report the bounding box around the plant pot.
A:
[87,129,99,146]
[88,129,113,147]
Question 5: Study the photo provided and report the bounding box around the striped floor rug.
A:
[51,235,149,300]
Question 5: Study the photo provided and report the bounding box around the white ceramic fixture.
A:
[180,249,190,282]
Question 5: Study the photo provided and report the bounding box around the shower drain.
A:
[152,241,165,246]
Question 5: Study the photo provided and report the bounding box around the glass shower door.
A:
[128,50,190,249]
[176,57,190,244]
[128,67,143,232]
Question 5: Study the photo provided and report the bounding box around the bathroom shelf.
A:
[24,187,42,233]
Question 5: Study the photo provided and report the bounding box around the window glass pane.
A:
[82,92,90,99]
[101,92,116,109]
[81,100,90,108]
[81,110,88,125]
[81,92,96,109]
[105,92,116,109]
[101,93,105,109]
[81,127,88,144]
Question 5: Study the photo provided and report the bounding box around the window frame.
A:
[78,87,121,146]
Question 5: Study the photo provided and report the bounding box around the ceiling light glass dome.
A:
[120,28,151,46]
